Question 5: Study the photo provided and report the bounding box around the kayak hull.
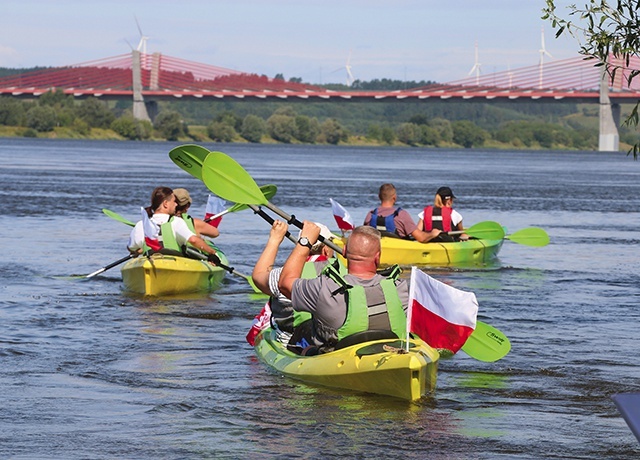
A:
[254,328,439,401]
[335,236,503,267]
[121,252,228,296]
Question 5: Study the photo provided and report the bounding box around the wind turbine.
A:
[135,16,149,56]
[345,50,355,86]
[538,26,553,89]
[468,41,481,85]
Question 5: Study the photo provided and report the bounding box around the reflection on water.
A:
[0,139,639,458]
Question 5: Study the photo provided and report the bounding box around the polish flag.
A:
[141,207,161,252]
[245,301,272,346]
[407,267,478,353]
[204,194,227,228]
[330,198,355,232]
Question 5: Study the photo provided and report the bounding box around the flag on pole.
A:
[204,194,227,228]
[245,301,272,346]
[141,207,161,251]
[407,267,478,353]
[330,198,355,232]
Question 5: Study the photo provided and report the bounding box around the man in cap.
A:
[173,188,220,239]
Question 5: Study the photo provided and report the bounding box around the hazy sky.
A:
[1,0,582,84]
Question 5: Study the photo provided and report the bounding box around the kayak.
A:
[334,236,503,267]
[121,249,229,296]
[254,327,439,401]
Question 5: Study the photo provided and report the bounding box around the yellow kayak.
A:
[121,250,228,296]
[334,236,503,267]
[254,328,439,401]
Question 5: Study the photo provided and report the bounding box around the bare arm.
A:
[194,218,220,238]
[410,227,442,243]
[252,220,288,295]
[279,221,320,299]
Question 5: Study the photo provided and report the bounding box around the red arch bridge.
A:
[2,51,640,151]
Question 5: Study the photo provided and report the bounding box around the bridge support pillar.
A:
[599,68,619,152]
[132,50,151,123]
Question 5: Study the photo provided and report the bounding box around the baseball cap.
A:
[436,186,456,200]
[173,188,192,206]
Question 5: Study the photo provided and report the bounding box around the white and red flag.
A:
[204,194,227,228]
[330,198,355,232]
[141,207,161,252]
[407,267,478,353]
[245,301,272,346]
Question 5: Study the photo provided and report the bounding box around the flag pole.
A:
[405,267,416,352]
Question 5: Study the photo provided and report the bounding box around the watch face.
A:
[299,237,311,247]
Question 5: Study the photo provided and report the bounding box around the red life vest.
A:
[422,206,453,232]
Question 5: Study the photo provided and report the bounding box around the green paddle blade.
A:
[227,184,278,213]
[202,151,268,205]
[169,144,210,180]
[506,227,550,247]
[463,221,505,240]
[461,320,511,362]
[102,208,135,227]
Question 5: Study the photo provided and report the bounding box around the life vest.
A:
[292,256,347,328]
[422,206,453,232]
[272,257,347,333]
[322,261,407,341]
[181,213,196,233]
[369,207,402,235]
[143,217,181,255]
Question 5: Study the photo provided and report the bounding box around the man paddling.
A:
[364,183,441,242]
[278,223,408,355]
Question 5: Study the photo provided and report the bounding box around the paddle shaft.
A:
[86,253,135,278]
[184,248,252,283]
[248,204,297,244]
[262,201,343,253]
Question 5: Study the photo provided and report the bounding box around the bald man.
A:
[279,223,408,355]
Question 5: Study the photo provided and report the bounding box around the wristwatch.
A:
[298,236,313,249]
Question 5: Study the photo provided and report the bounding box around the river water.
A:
[1,138,639,459]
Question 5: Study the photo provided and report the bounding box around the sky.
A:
[1,0,583,84]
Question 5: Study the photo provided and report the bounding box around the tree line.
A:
[1,87,637,149]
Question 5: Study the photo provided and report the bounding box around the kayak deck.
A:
[254,328,439,401]
[335,236,503,267]
[121,251,228,296]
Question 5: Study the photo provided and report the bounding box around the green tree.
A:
[544,0,640,156]
[381,126,396,145]
[452,120,488,148]
[207,121,236,142]
[26,105,56,132]
[430,118,453,143]
[366,124,383,142]
[154,110,186,141]
[214,111,243,131]
[396,122,421,146]
[294,115,320,143]
[76,98,115,129]
[240,114,266,143]
[267,113,297,143]
[320,118,347,145]
[419,125,440,146]
[0,97,26,126]
[111,116,138,140]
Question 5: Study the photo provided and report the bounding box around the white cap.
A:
[298,222,334,251]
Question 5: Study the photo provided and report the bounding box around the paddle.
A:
[448,221,505,240]
[612,393,640,443]
[205,184,278,222]
[505,227,550,247]
[461,320,511,362]
[200,151,343,253]
[183,247,261,292]
[103,208,135,227]
[85,253,135,279]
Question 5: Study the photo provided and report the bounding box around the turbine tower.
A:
[538,27,553,89]
[468,41,481,85]
[345,50,354,87]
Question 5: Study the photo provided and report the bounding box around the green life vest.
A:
[142,216,180,255]
[292,257,347,328]
[322,261,406,341]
